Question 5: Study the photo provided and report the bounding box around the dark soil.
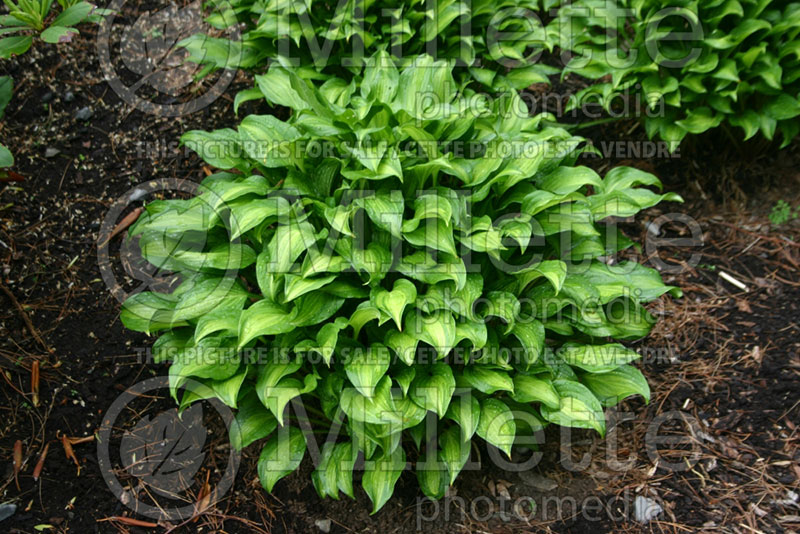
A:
[1,15,799,534]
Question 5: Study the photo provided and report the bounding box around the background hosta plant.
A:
[121,53,681,511]
[550,0,800,148]
[181,0,559,92]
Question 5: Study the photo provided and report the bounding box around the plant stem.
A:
[566,116,629,131]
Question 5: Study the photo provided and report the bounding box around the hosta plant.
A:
[121,53,681,511]
[180,0,559,92]
[549,0,800,148]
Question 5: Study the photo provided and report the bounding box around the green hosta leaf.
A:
[410,362,456,417]
[386,329,419,366]
[445,393,481,442]
[229,197,291,239]
[239,115,301,168]
[511,375,560,409]
[398,251,467,290]
[332,442,358,498]
[170,243,256,272]
[261,374,317,425]
[238,299,296,348]
[340,376,402,425]
[349,302,383,338]
[313,441,358,499]
[258,426,306,492]
[302,249,347,277]
[396,392,428,430]
[578,261,681,303]
[462,366,514,395]
[233,87,263,114]
[510,320,545,366]
[195,306,240,342]
[459,226,506,257]
[675,107,723,135]
[200,174,269,210]
[171,277,247,323]
[439,425,470,485]
[355,191,404,238]
[120,292,182,334]
[540,379,605,436]
[312,441,339,499]
[291,291,345,327]
[254,356,315,424]
[454,319,488,350]
[394,366,416,396]
[313,317,349,365]
[363,446,406,514]
[764,93,800,121]
[476,398,516,458]
[582,365,650,408]
[404,218,458,257]
[417,452,448,500]
[361,50,400,103]
[520,190,583,217]
[168,337,240,387]
[231,389,278,450]
[478,291,520,334]
[336,239,393,284]
[587,191,648,220]
[559,343,641,373]
[255,67,310,111]
[406,310,457,358]
[268,217,318,274]
[283,273,337,302]
[345,344,392,397]
[538,166,602,195]
[323,204,357,237]
[454,274,484,320]
[182,129,243,170]
[371,279,417,330]
[411,194,453,228]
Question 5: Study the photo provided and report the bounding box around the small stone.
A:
[646,220,661,236]
[314,518,331,533]
[0,503,16,522]
[64,91,75,102]
[75,106,93,121]
[129,188,148,201]
[633,496,662,523]
[45,147,60,158]
[41,91,54,103]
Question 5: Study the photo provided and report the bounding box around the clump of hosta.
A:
[549,0,800,148]
[121,52,681,512]
[181,0,557,91]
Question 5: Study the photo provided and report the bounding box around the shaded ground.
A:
[1,22,799,534]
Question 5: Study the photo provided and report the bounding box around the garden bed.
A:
[1,30,799,534]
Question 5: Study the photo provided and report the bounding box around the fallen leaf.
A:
[99,516,159,528]
[13,439,22,490]
[30,360,39,407]
[108,207,143,241]
[61,434,80,476]
[33,443,49,481]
